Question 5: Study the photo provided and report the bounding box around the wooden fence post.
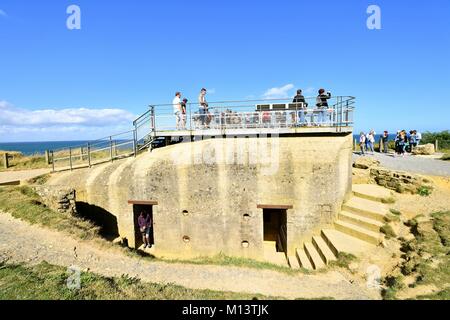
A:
[3,153,9,169]
[45,150,50,165]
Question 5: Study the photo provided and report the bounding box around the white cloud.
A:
[0,101,135,127]
[262,84,295,99]
[0,101,137,141]
[0,9,7,17]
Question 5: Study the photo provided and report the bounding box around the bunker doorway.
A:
[128,200,158,250]
[262,208,288,254]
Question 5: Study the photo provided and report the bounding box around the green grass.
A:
[389,211,450,300]
[0,186,308,275]
[381,197,396,204]
[381,224,397,239]
[390,209,402,216]
[417,186,433,197]
[415,287,450,300]
[0,186,100,240]
[162,253,309,275]
[329,252,358,269]
[0,261,278,300]
[381,275,405,300]
[0,152,49,171]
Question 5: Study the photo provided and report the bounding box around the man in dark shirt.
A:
[316,89,331,126]
[293,89,308,126]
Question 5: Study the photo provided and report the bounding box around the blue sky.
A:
[0,0,449,142]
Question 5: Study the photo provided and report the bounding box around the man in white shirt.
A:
[172,92,182,130]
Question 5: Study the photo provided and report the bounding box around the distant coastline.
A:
[0,134,401,156]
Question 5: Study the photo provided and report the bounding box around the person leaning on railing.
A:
[315,89,331,126]
[293,89,308,126]
[172,92,182,130]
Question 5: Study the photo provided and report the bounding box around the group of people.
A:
[293,88,332,126]
[171,88,334,130]
[359,129,422,156]
[172,88,210,130]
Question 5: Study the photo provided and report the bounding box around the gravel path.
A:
[352,152,450,177]
[0,169,50,184]
[0,212,378,300]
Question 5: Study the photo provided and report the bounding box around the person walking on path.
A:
[359,132,366,155]
[380,131,389,154]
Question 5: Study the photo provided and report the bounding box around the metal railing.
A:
[150,96,355,133]
[50,96,355,172]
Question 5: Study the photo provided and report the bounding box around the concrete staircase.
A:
[289,184,392,270]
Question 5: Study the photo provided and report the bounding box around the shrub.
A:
[381,224,397,239]
[417,186,432,197]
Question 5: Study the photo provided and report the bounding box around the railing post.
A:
[133,130,137,157]
[110,136,114,162]
[87,143,91,168]
[51,151,55,172]
[3,153,9,169]
[45,150,50,165]
[69,147,73,171]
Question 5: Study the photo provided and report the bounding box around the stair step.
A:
[304,242,325,270]
[339,211,384,232]
[352,184,394,203]
[312,236,337,265]
[321,229,375,256]
[296,248,313,270]
[288,255,300,269]
[342,197,387,222]
[334,221,383,245]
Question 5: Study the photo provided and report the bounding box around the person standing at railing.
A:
[198,88,208,129]
[173,92,182,130]
[180,98,188,130]
[315,89,331,126]
[367,130,375,154]
[293,89,308,126]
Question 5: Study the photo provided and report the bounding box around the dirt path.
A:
[0,212,379,300]
[0,169,50,184]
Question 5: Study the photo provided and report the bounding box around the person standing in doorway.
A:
[172,92,182,130]
[293,89,308,126]
[138,212,150,248]
[198,88,208,128]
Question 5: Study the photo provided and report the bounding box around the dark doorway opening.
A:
[263,209,287,253]
[76,202,119,241]
[133,204,154,249]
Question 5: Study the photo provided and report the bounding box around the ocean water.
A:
[1,134,401,156]
[0,141,90,156]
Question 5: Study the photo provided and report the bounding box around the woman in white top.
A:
[172,92,182,130]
